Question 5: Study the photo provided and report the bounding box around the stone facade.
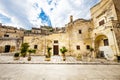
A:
[0,0,120,60]
[91,0,120,59]
[0,25,24,53]
[66,18,93,56]
[23,18,93,56]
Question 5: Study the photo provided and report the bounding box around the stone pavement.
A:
[0,64,120,80]
[0,55,120,65]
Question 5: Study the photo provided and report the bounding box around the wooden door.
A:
[53,45,59,55]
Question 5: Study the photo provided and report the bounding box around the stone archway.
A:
[4,45,10,53]
[94,34,114,59]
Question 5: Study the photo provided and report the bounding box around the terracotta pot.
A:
[14,57,20,60]
[28,56,31,61]
[62,54,66,61]
[45,58,51,61]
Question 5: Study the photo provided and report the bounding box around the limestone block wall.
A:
[23,35,45,55]
[90,0,120,58]
[91,0,118,28]
[114,28,120,54]
[0,40,17,53]
[113,0,120,21]
[66,19,93,56]
[47,33,69,55]
[24,33,69,56]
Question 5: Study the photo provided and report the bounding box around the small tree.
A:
[20,43,29,57]
[89,47,94,52]
[45,46,52,61]
[89,47,94,57]
[87,47,94,61]
[60,46,68,61]
[60,46,68,55]
[46,46,52,58]
[28,49,36,56]
[28,49,36,61]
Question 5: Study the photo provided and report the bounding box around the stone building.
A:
[65,17,94,56]
[0,0,120,60]
[23,17,93,56]
[24,27,67,56]
[0,24,24,53]
[23,0,120,59]
[91,0,120,59]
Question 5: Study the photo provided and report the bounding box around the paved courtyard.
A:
[0,55,120,64]
[0,64,120,80]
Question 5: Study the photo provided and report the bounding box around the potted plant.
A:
[87,47,94,62]
[115,54,120,62]
[60,46,68,61]
[45,46,52,61]
[20,43,29,57]
[76,53,82,61]
[28,49,36,61]
[14,52,20,60]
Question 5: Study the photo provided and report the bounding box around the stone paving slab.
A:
[0,64,120,80]
[0,56,120,65]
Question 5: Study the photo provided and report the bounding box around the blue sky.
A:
[0,0,100,29]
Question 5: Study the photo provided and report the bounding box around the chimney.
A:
[70,15,73,23]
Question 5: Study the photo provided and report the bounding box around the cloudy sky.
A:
[0,0,100,29]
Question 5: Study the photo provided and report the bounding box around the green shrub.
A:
[14,53,19,57]
[20,43,29,57]
[77,53,82,58]
[47,46,52,57]
[60,46,68,54]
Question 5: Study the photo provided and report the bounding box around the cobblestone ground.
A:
[0,64,120,80]
[0,56,119,64]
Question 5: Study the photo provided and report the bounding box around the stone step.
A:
[0,53,14,56]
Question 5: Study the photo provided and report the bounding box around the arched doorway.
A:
[4,45,10,53]
[94,35,113,59]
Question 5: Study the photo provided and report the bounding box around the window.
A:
[86,45,90,49]
[79,30,82,34]
[4,34,9,37]
[34,45,38,49]
[76,45,80,50]
[54,40,58,43]
[99,20,105,26]
[104,39,109,46]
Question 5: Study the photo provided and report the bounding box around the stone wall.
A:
[90,0,120,57]
[66,19,93,56]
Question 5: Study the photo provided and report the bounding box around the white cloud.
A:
[0,0,100,29]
